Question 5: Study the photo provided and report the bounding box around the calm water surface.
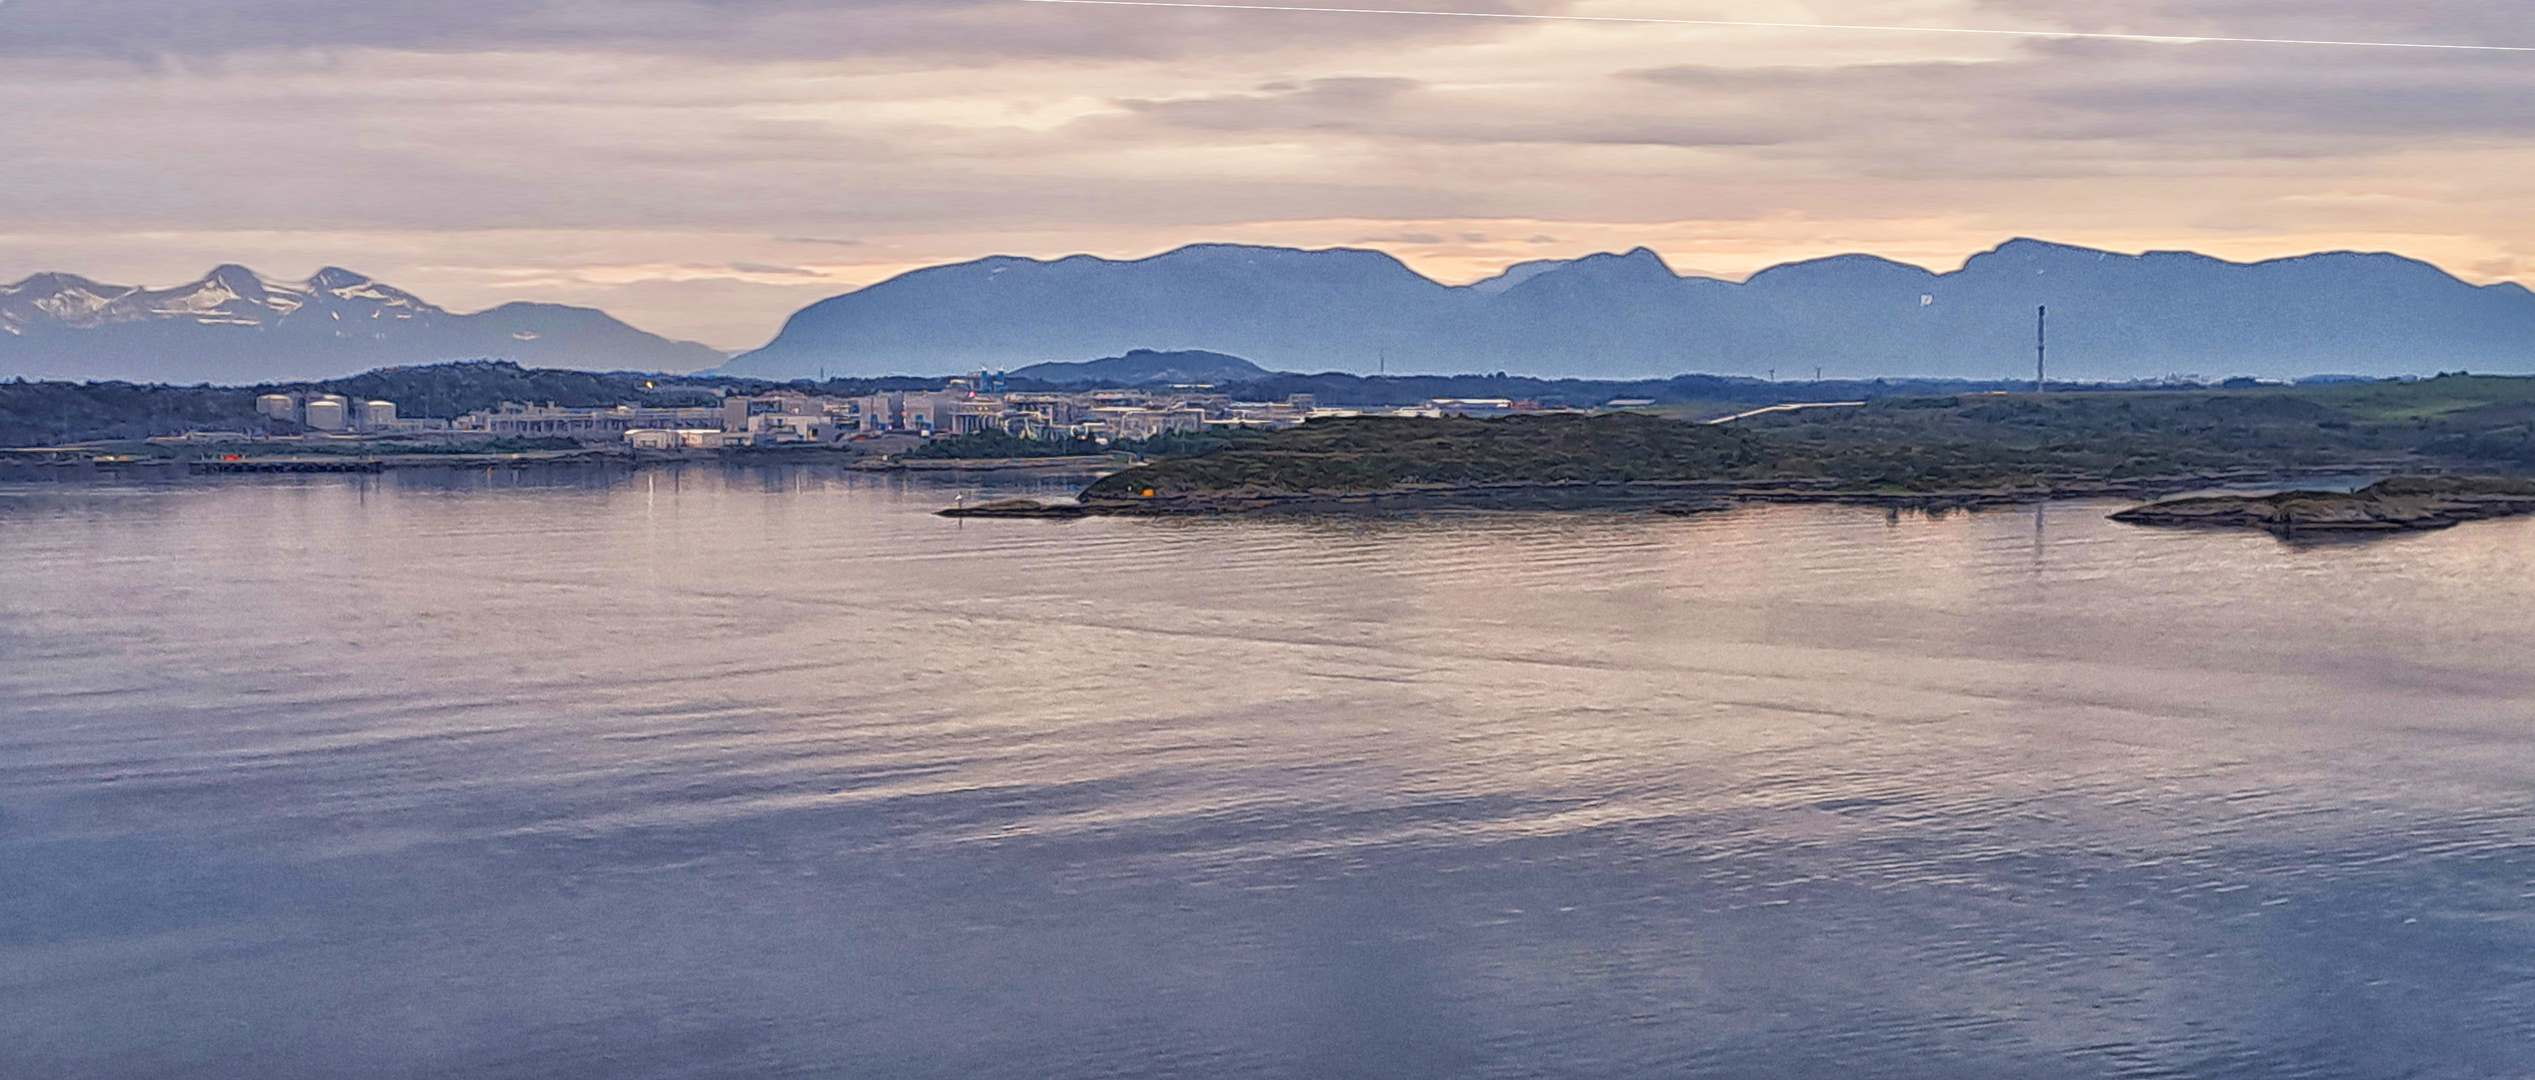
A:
[3,467,2532,1079]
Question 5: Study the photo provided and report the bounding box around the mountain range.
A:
[722,239,2535,382]
[11,241,2535,385]
[0,266,725,383]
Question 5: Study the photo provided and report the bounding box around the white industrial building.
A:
[302,396,349,431]
[457,402,727,437]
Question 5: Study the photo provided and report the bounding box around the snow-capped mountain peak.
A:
[0,264,727,382]
[0,265,458,333]
[305,267,436,316]
[138,264,299,324]
[1,272,137,333]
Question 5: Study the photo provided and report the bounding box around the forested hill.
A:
[0,362,738,446]
[0,359,2022,446]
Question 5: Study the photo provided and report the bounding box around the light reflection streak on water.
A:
[1,465,2532,1079]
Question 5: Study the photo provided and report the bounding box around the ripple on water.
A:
[1,473,2532,1078]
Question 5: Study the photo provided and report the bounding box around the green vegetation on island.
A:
[1728,375,2535,480]
[1056,375,2535,514]
[1080,413,1765,502]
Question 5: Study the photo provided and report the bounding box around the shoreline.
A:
[2108,476,2535,535]
[0,445,1133,480]
[938,468,2419,519]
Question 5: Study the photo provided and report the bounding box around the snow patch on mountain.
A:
[0,266,727,382]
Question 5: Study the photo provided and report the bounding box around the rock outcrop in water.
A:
[936,497,1093,518]
[2109,476,2535,534]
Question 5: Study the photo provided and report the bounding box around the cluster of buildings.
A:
[255,393,448,434]
[455,376,1348,449]
[244,377,1565,452]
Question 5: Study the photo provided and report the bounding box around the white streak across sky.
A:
[1017,0,2535,52]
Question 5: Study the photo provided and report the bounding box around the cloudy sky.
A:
[4,0,2533,349]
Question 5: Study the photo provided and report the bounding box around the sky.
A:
[3,0,2534,351]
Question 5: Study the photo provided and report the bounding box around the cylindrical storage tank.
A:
[255,393,297,419]
[303,398,347,431]
[359,400,397,429]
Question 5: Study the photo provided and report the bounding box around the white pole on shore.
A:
[2035,305,2048,393]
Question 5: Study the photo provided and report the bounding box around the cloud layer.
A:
[4,0,2533,348]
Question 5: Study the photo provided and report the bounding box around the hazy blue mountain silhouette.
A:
[0,266,726,383]
[723,239,2535,381]
[1009,349,1269,385]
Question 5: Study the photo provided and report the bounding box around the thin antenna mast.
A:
[2034,305,2047,394]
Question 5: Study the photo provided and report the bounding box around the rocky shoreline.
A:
[938,497,1096,519]
[2108,476,2535,535]
[934,471,2424,520]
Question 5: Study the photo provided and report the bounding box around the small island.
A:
[934,405,2535,531]
[1077,413,1789,513]
[2109,476,2535,535]
[939,497,1094,519]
